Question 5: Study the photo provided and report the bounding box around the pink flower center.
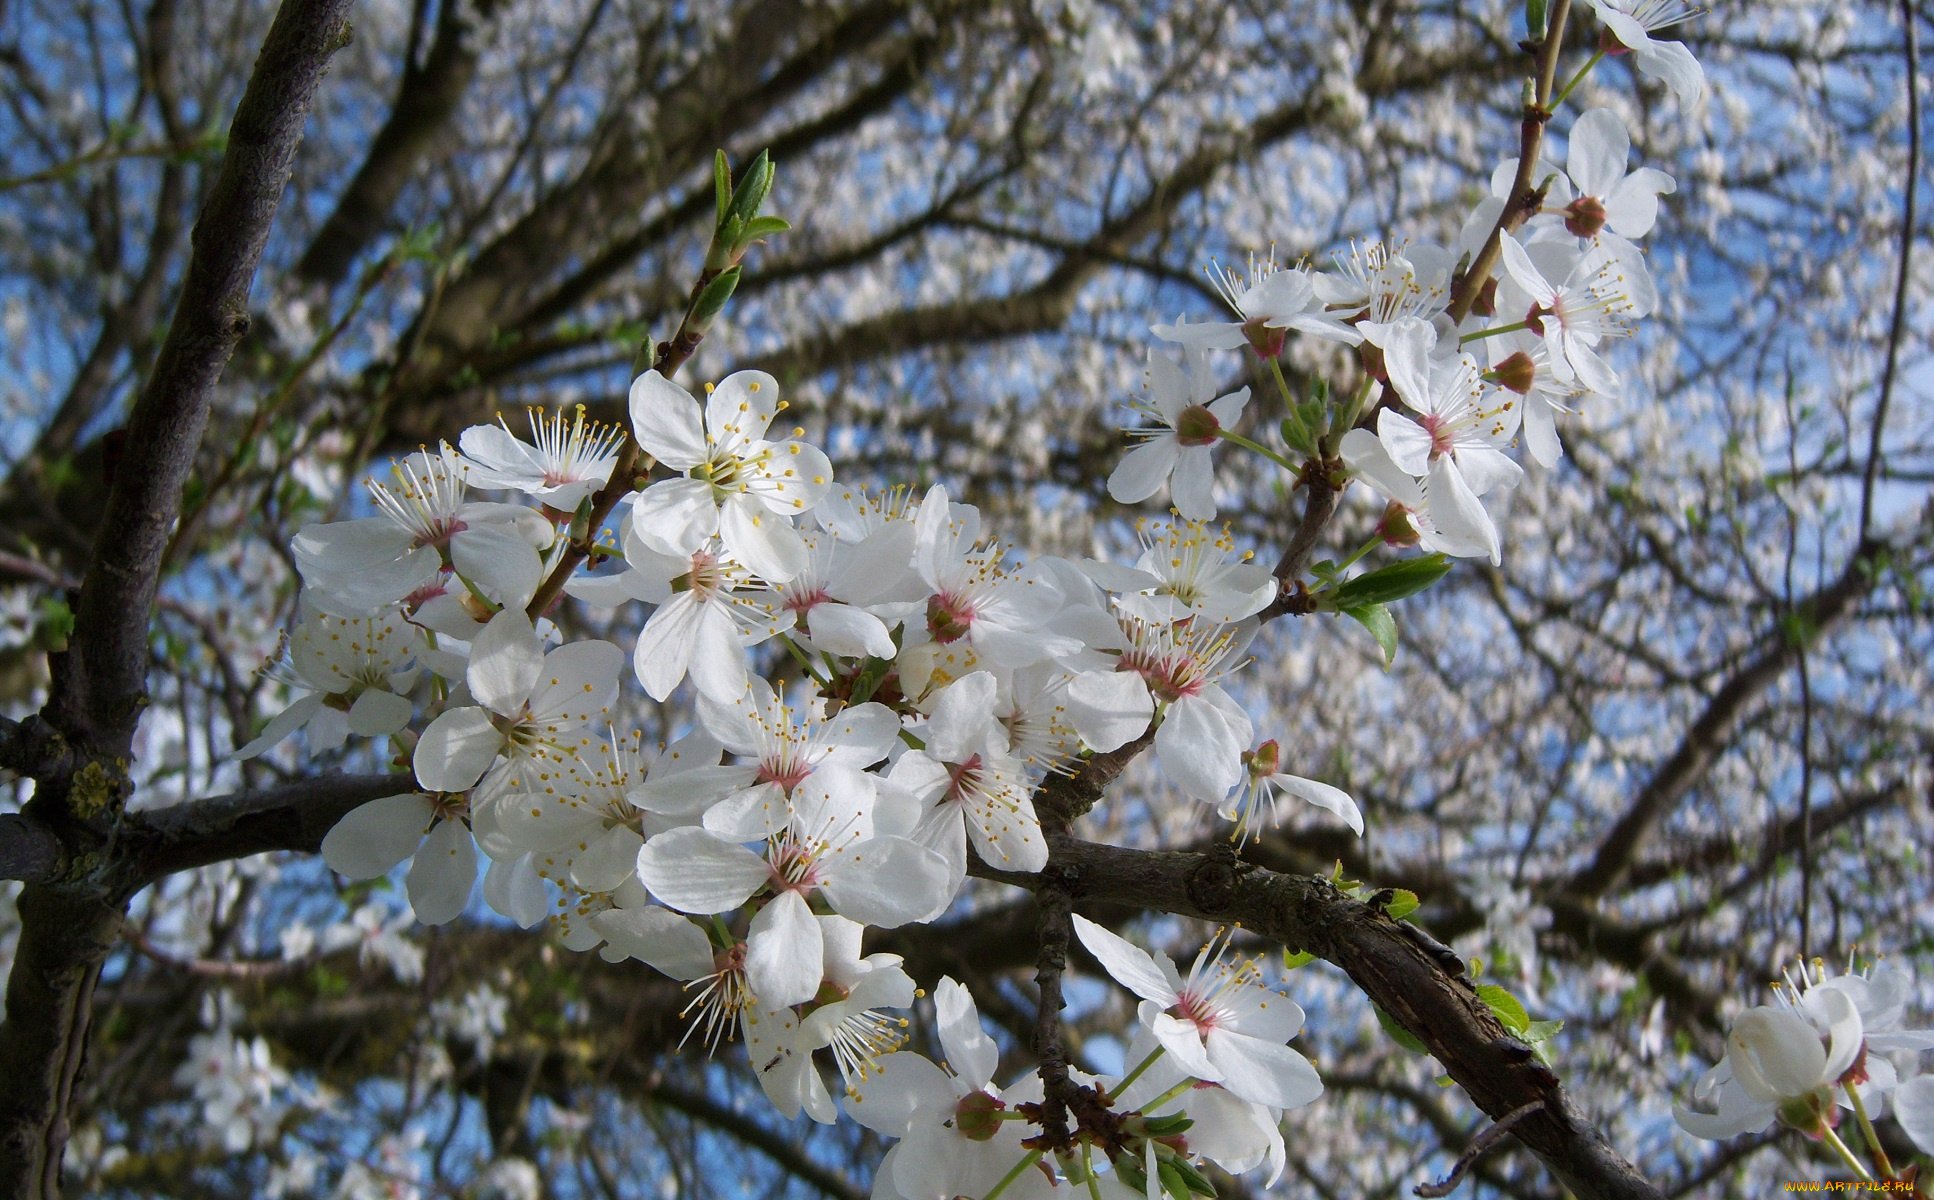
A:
[927,592,977,644]
[1420,413,1456,458]
[945,755,984,803]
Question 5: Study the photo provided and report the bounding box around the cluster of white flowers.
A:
[1677,959,1934,1181]
[171,992,301,1154]
[217,7,1807,1194]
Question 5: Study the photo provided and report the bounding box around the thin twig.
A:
[1857,0,1921,542]
[1415,1101,1546,1197]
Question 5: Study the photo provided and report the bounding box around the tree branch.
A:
[973,836,1666,1200]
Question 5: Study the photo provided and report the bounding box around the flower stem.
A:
[1143,1078,1196,1112]
[1325,374,1379,453]
[777,633,828,685]
[1337,535,1384,573]
[1082,1142,1105,1200]
[1269,358,1317,452]
[1458,320,1532,345]
[1846,1084,1897,1180]
[1820,1123,1876,1183]
[1216,429,1301,474]
[1108,1047,1168,1100]
[980,1149,1044,1200]
[1550,47,1606,110]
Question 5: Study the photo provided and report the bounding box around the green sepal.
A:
[713,150,732,225]
[1340,601,1399,666]
[1138,1112,1194,1137]
[1161,1155,1216,1198]
[1114,1159,1148,1193]
[1374,1005,1429,1055]
[1334,554,1452,607]
[1477,984,1530,1035]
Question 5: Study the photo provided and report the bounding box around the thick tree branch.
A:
[0,4,352,1193]
[123,772,414,884]
[973,836,1666,1200]
[294,0,504,286]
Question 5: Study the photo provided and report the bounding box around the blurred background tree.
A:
[0,0,1928,1197]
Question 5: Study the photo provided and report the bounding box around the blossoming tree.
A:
[0,1,1927,1198]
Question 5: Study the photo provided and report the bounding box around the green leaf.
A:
[1334,553,1452,607]
[1525,0,1548,39]
[1283,948,1316,970]
[1477,984,1530,1035]
[690,266,742,323]
[1374,1005,1429,1055]
[1380,889,1420,922]
[1341,601,1398,666]
[739,215,791,241]
[713,150,731,225]
[1523,1018,1564,1044]
[727,150,774,227]
[34,596,74,652]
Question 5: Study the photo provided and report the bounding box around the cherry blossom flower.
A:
[1153,257,1362,356]
[1584,0,1705,106]
[636,780,950,1007]
[901,485,1078,682]
[411,609,622,795]
[662,677,901,840]
[1082,517,1276,625]
[846,978,1047,1200]
[1312,238,1455,328]
[888,671,1048,887]
[322,789,484,925]
[459,405,622,509]
[1107,345,1251,520]
[236,607,420,758]
[1497,234,1651,397]
[571,527,791,703]
[1676,988,1863,1139]
[627,369,832,581]
[1220,739,1363,843]
[294,444,550,618]
[1376,317,1524,500]
[1073,916,1323,1110]
[1339,428,1502,564]
[771,523,917,660]
[1562,108,1677,242]
[1065,616,1255,802]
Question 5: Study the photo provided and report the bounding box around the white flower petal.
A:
[405,818,477,925]
[413,707,503,792]
[628,371,707,468]
[746,890,822,1008]
[346,688,413,737]
[1072,914,1178,1006]
[321,792,434,879]
[636,827,768,913]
